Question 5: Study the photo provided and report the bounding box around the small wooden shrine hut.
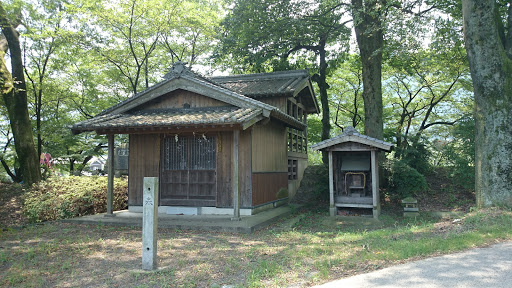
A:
[310,127,393,218]
[71,62,318,217]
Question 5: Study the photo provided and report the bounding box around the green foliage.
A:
[328,55,365,130]
[307,116,323,145]
[395,136,432,175]
[23,176,128,222]
[311,164,329,201]
[386,159,427,199]
[441,115,475,189]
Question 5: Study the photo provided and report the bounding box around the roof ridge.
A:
[310,126,394,151]
[210,69,309,82]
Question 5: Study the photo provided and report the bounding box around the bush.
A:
[386,160,427,199]
[23,176,128,223]
[312,164,330,201]
[395,136,432,175]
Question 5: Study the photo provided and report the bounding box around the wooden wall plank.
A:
[128,134,160,206]
[252,172,288,206]
[239,129,252,207]
[216,130,252,208]
[216,132,232,207]
[258,97,287,111]
[252,121,287,172]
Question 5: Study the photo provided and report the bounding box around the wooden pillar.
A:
[328,150,335,216]
[232,130,241,221]
[371,149,379,218]
[106,134,115,217]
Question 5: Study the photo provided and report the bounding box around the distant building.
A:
[89,157,105,171]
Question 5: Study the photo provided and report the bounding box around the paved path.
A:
[314,241,512,288]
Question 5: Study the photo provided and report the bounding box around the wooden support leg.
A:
[328,150,336,216]
[371,150,379,219]
[232,130,241,221]
[106,134,115,217]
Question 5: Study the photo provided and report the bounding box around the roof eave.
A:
[311,136,394,152]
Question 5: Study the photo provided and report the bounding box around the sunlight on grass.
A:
[1,209,511,287]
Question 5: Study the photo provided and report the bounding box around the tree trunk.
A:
[0,5,41,185]
[318,43,331,164]
[462,0,512,207]
[351,0,384,140]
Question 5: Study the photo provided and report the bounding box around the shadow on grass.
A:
[1,208,512,288]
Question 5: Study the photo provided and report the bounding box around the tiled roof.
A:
[71,107,262,133]
[210,70,309,97]
[211,70,319,113]
[71,63,309,134]
[310,126,394,152]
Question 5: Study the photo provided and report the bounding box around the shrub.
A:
[23,176,128,223]
[395,136,432,175]
[386,160,427,199]
[312,164,330,201]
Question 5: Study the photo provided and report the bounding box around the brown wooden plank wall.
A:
[252,121,287,172]
[128,134,160,206]
[250,120,288,206]
[216,130,253,207]
[239,129,253,207]
[138,89,228,110]
[252,172,288,206]
[216,132,233,207]
[257,97,287,111]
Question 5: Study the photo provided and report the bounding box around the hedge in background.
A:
[23,176,128,223]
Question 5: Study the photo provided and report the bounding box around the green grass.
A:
[1,207,511,287]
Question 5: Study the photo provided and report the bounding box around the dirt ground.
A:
[0,171,496,288]
[0,183,26,228]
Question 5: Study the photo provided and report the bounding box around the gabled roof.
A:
[310,126,394,152]
[211,70,319,113]
[71,63,307,134]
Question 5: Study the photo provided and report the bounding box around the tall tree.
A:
[384,48,470,157]
[23,0,67,157]
[351,0,384,140]
[75,0,176,95]
[218,0,351,163]
[0,3,41,184]
[462,0,512,206]
[350,0,438,140]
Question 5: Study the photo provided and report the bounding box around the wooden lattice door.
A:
[161,135,217,206]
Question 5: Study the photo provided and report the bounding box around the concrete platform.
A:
[61,205,294,233]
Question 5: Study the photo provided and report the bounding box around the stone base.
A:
[404,212,420,217]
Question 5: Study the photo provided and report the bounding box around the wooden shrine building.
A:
[310,127,393,218]
[71,62,318,216]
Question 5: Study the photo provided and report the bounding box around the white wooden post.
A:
[106,134,115,217]
[142,177,158,270]
[371,150,379,219]
[328,150,335,216]
[232,130,241,221]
